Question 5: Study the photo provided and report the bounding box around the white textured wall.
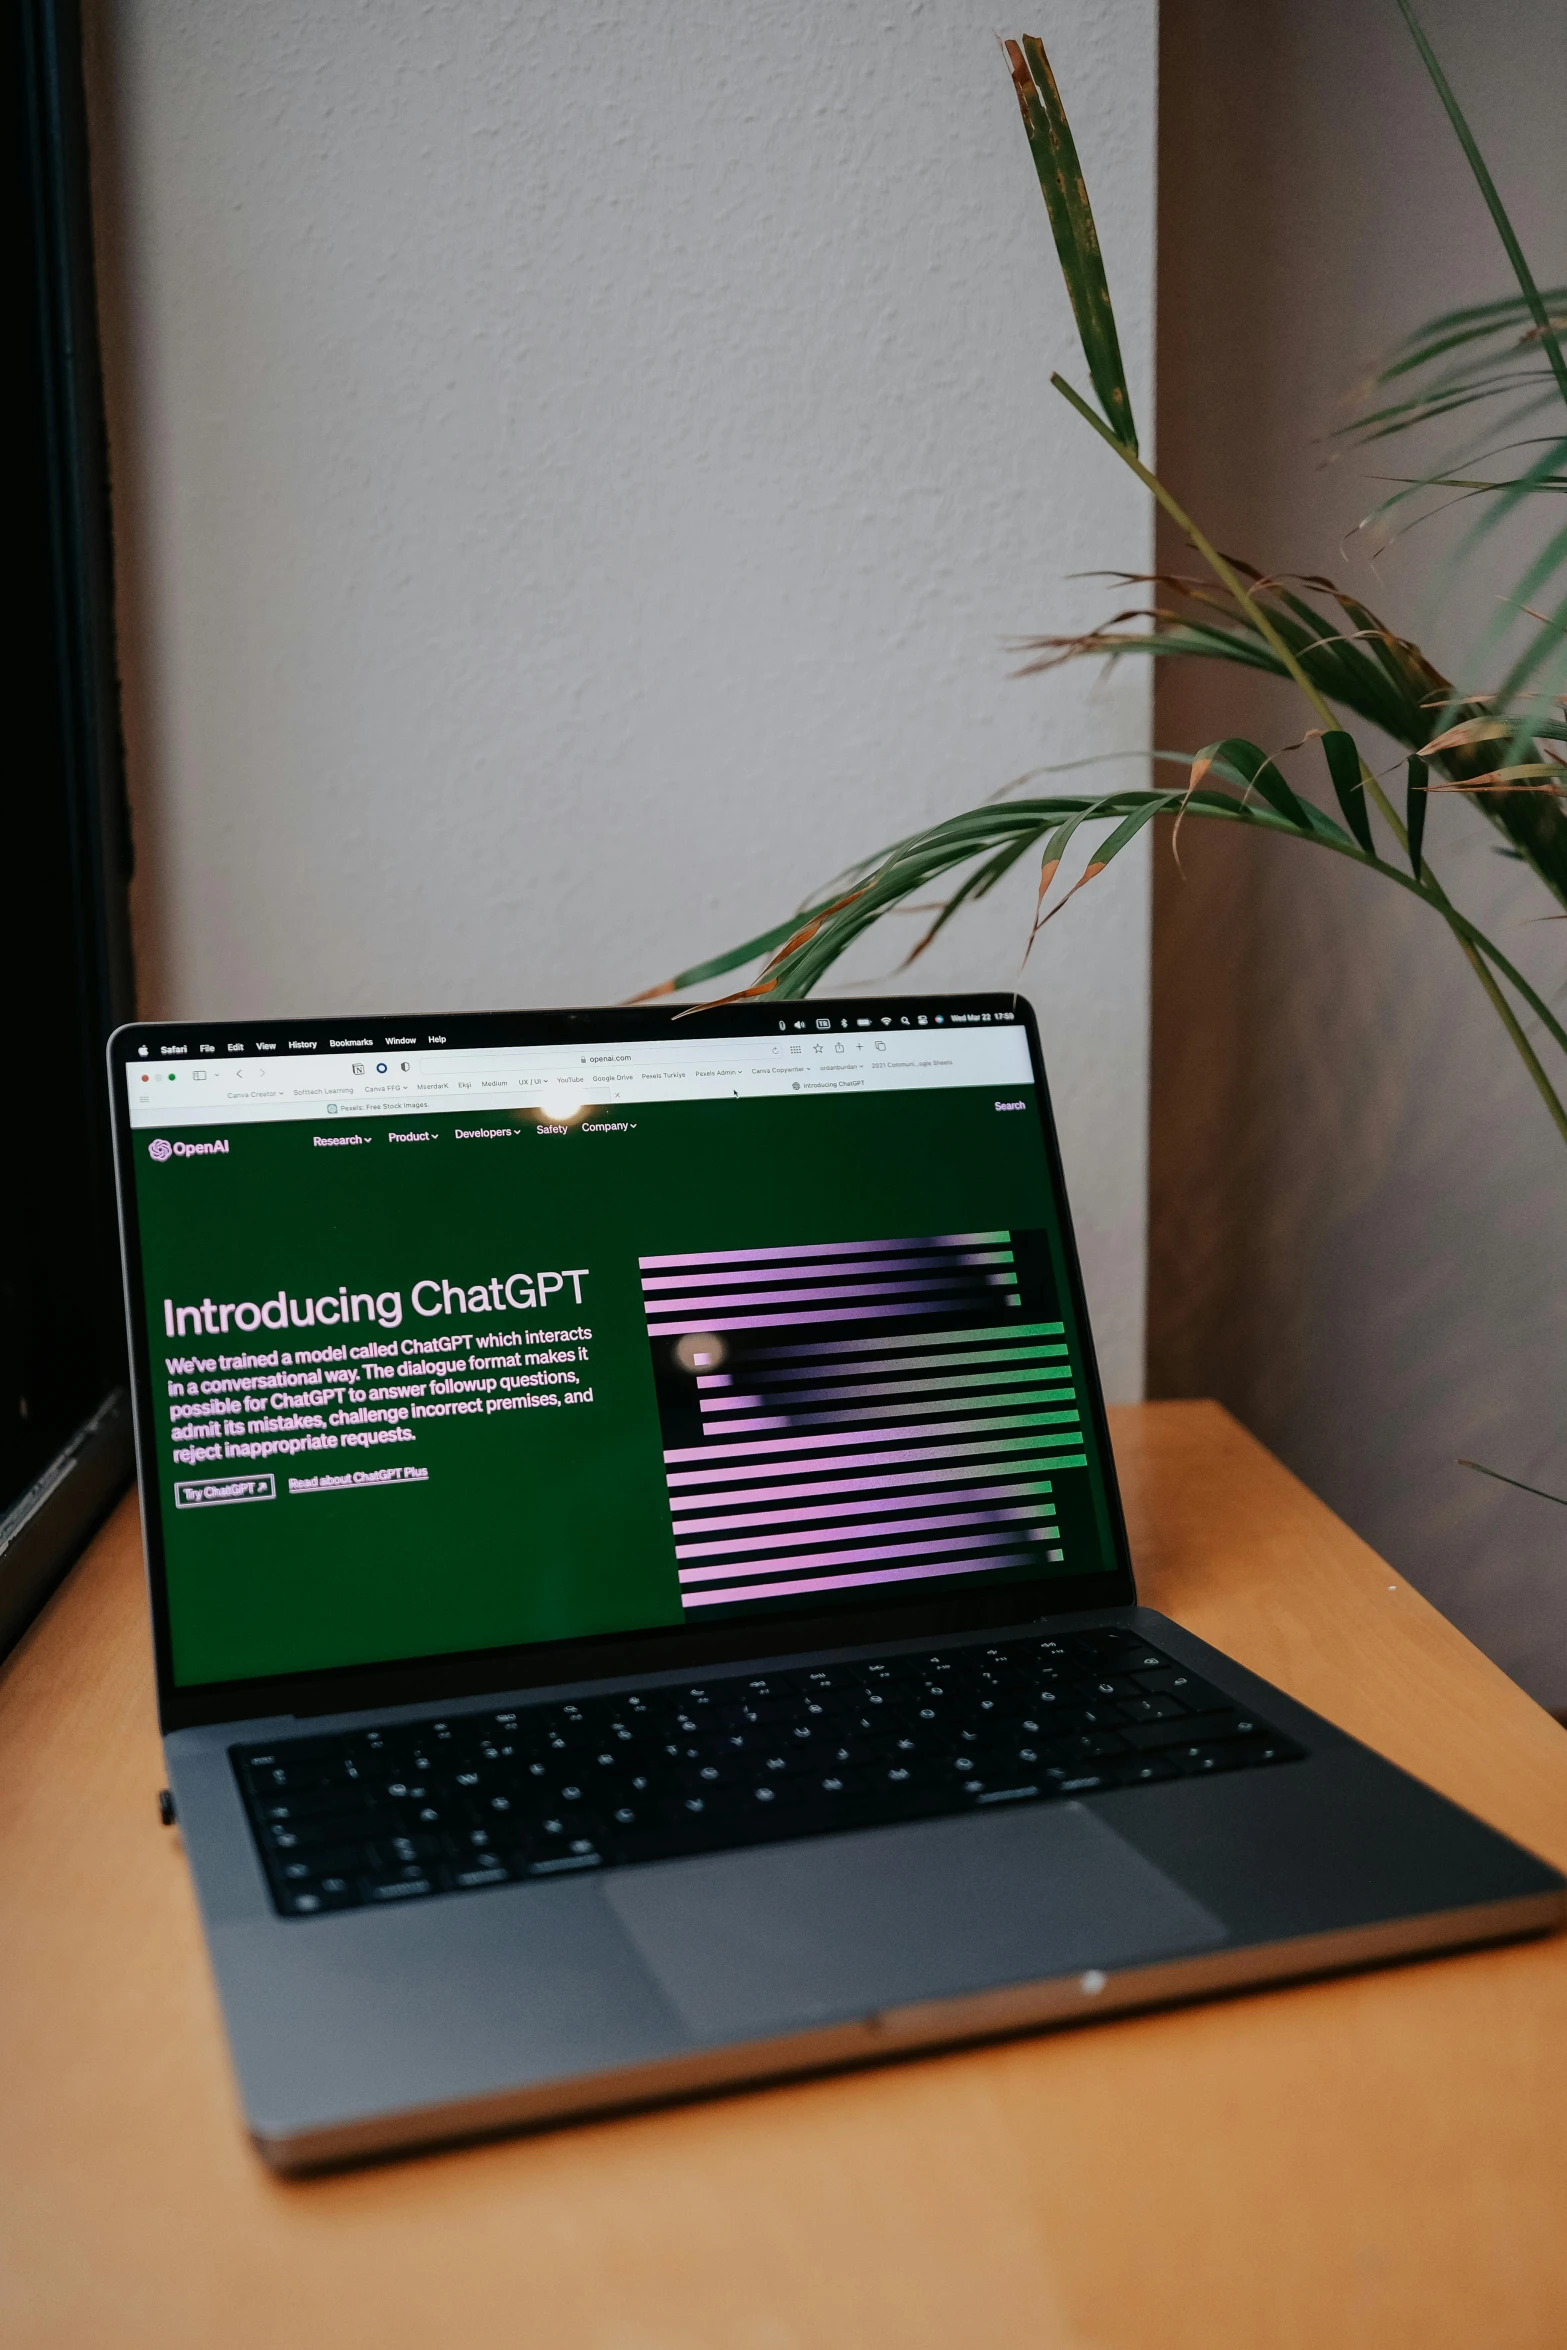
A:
[84,0,1155,1399]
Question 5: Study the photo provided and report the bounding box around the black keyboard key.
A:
[1132,1667,1227,1707]
[1123,1710,1249,1751]
[1244,1737,1301,1765]
[1120,1695,1185,1724]
[1170,1743,1249,1775]
[252,1780,380,1823]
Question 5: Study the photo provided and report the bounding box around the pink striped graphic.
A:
[639,1232,1007,1268]
[674,1503,1052,1559]
[640,1250,1012,1291]
[641,1225,1072,1615]
[680,1554,1028,1608]
[677,1525,1046,1584]
[670,1476,1054,1528]
[646,1274,1011,1317]
[647,1300,1005,1336]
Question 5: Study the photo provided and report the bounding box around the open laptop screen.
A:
[114,1001,1126,1692]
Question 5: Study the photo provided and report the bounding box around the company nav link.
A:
[161,1318,595,1474]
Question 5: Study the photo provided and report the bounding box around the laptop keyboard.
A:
[233,1625,1305,1918]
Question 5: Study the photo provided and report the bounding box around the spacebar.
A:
[610,1791,923,1861]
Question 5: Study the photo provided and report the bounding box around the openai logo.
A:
[148,1138,173,1162]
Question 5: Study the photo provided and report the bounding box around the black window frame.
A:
[1,0,137,1657]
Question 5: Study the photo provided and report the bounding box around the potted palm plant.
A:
[646,1,1567,1197]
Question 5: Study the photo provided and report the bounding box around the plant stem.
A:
[1052,378,1342,725]
[1454,935,1567,1144]
[1053,373,1567,1141]
[1458,1458,1567,1507]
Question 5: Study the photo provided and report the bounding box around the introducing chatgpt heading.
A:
[160,1265,592,1339]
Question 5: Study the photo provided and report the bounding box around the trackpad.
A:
[604,1804,1225,2041]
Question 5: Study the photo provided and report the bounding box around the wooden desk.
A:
[4,1401,1566,2349]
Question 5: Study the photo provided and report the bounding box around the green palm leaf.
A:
[1019,570,1567,907]
[1003,37,1136,452]
[1323,730,1375,854]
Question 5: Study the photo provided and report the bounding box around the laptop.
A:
[108,993,1565,2171]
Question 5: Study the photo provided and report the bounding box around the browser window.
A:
[121,1009,1122,1687]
